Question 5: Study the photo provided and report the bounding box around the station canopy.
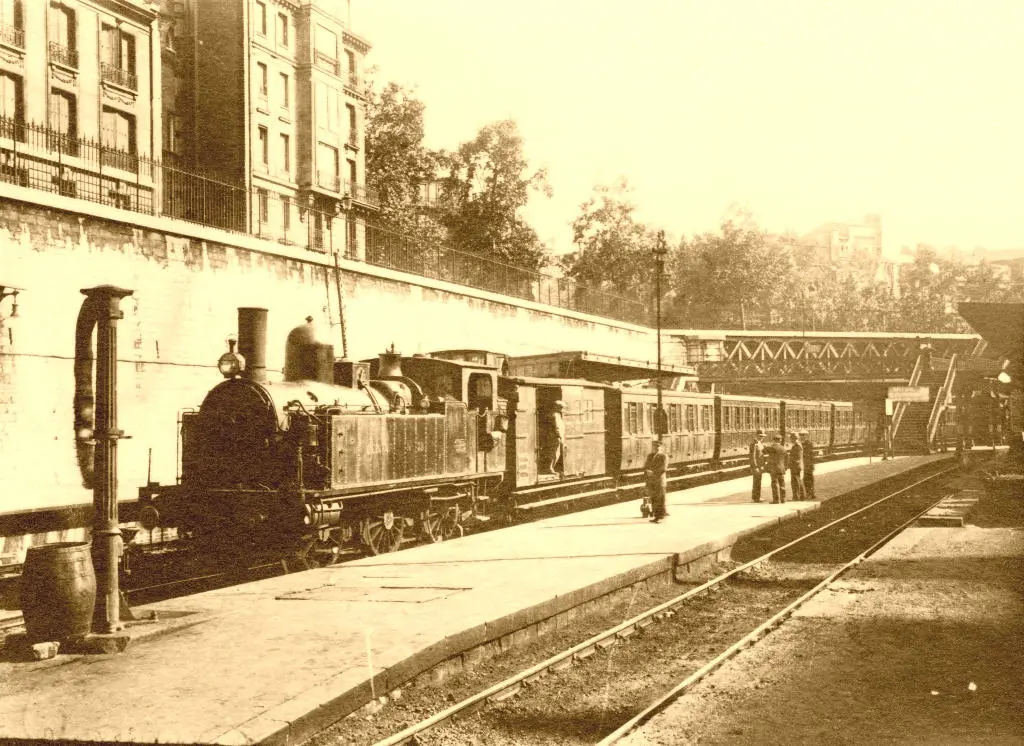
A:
[507,351,696,382]
[958,302,1024,384]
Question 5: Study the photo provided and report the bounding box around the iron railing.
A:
[48,41,78,68]
[100,62,137,91]
[0,114,649,325]
[314,51,339,75]
[0,24,23,49]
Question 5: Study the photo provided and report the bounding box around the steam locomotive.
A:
[137,307,875,568]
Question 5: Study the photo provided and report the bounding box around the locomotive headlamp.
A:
[218,339,246,379]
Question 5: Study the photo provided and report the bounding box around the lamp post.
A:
[653,231,668,441]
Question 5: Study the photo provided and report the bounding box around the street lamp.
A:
[653,231,668,441]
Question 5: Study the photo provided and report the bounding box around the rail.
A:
[926,353,958,447]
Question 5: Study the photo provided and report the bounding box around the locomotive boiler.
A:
[137,308,507,568]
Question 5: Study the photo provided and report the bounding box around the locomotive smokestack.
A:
[238,307,268,384]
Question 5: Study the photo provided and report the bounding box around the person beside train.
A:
[787,432,807,500]
[764,433,788,503]
[541,400,566,475]
[644,439,668,523]
[749,428,766,503]
[799,430,817,499]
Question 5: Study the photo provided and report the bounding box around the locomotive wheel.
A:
[420,511,445,544]
[284,532,342,572]
[363,511,405,555]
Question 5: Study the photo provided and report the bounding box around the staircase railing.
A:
[926,353,958,447]
[891,353,924,441]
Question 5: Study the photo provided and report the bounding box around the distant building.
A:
[0,0,160,210]
[800,214,883,267]
[167,0,375,257]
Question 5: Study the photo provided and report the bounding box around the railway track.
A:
[0,448,877,642]
[314,460,958,746]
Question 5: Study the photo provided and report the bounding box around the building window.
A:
[317,142,338,190]
[48,89,77,154]
[314,25,338,74]
[346,158,356,191]
[257,125,268,169]
[257,62,268,98]
[163,113,181,157]
[279,72,289,108]
[254,1,267,36]
[346,103,357,146]
[100,24,137,90]
[279,132,289,174]
[277,12,288,46]
[345,49,356,86]
[281,195,291,232]
[0,70,24,140]
[48,3,77,68]
[0,0,24,48]
[256,187,268,224]
[100,106,137,171]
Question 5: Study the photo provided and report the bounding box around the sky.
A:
[353,0,1024,258]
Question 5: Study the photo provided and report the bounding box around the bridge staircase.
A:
[892,354,958,452]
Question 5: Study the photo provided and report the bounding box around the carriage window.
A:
[584,399,593,423]
[468,373,492,411]
[705,406,713,431]
[627,403,637,434]
[686,405,696,432]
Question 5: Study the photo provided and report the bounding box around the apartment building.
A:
[0,0,160,210]
[188,0,373,257]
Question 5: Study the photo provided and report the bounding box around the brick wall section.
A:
[0,196,654,537]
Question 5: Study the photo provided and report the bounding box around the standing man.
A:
[644,440,668,523]
[542,400,566,475]
[749,428,766,502]
[799,430,817,499]
[788,432,806,500]
[764,433,788,504]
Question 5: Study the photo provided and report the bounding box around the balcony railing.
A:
[100,62,137,91]
[0,113,648,325]
[48,41,78,68]
[346,72,360,91]
[0,24,24,49]
[314,51,339,75]
[343,178,378,207]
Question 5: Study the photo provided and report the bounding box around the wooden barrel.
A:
[20,542,96,642]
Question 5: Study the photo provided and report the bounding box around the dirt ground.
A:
[620,481,1024,746]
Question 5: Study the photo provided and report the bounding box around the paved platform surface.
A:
[621,464,1023,745]
[0,454,951,745]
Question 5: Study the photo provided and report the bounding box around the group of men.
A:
[749,429,816,504]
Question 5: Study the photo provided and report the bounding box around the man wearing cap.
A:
[800,430,817,499]
[749,428,766,502]
[788,432,806,500]
[644,440,668,523]
[764,433,788,503]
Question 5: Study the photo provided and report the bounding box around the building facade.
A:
[0,0,160,211]
[181,0,373,258]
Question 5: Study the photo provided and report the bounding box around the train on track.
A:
[135,308,875,568]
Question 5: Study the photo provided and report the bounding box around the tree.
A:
[439,120,551,270]
[364,81,447,246]
[894,249,964,332]
[561,179,658,297]
[667,221,786,329]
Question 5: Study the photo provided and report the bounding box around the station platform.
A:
[0,453,952,745]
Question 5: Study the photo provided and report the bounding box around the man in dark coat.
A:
[749,428,766,502]
[644,440,668,523]
[800,430,817,499]
[764,433,788,503]
[788,432,806,500]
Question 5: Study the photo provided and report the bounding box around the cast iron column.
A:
[83,285,133,634]
[653,231,668,440]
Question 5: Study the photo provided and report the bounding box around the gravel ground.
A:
[619,473,1024,746]
[307,464,956,746]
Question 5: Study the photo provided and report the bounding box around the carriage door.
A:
[512,385,538,487]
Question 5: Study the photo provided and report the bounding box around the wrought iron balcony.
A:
[0,24,24,49]
[316,171,341,192]
[346,72,360,91]
[100,62,137,91]
[343,179,378,207]
[49,41,78,68]
[314,51,339,75]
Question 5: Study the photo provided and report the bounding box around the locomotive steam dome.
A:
[284,316,335,384]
